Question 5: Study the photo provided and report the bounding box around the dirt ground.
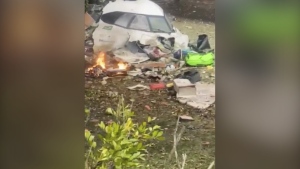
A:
[85,10,215,169]
[155,0,215,22]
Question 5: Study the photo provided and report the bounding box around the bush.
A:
[85,96,164,169]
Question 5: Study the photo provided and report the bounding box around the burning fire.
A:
[87,67,93,71]
[96,52,106,69]
[87,52,128,73]
[117,62,128,70]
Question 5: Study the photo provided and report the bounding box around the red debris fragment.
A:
[149,83,165,90]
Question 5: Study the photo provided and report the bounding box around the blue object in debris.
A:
[173,49,190,60]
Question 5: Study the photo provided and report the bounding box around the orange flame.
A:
[88,51,128,71]
[96,52,106,69]
[118,62,127,70]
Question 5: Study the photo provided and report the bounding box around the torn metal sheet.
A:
[139,34,189,51]
[113,48,149,64]
[93,27,130,52]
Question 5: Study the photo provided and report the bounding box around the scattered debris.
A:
[127,70,143,76]
[165,64,176,72]
[175,69,201,83]
[113,47,149,64]
[149,83,165,90]
[89,119,99,123]
[173,79,196,97]
[202,141,210,145]
[127,84,150,90]
[103,77,110,81]
[179,115,194,121]
[101,80,107,85]
[177,82,215,109]
[135,62,166,69]
[84,2,216,168]
[84,1,216,110]
[166,83,174,88]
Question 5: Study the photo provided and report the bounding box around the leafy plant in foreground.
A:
[85,96,164,169]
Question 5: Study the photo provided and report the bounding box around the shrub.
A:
[85,96,164,169]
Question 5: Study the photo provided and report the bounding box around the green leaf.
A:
[85,108,90,115]
[152,130,158,137]
[126,162,139,167]
[84,129,91,139]
[156,131,163,137]
[91,142,96,148]
[101,148,108,157]
[142,122,146,127]
[147,116,151,122]
[115,165,122,169]
[130,152,141,160]
[138,125,144,132]
[120,139,130,145]
[129,138,138,142]
[137,143,143,150]
[98,134,104,141]
[99,121,105,130]
[115,144,121,150]
[135,130,139,136]
[129,111,135,117]
[114,157,122,166]
[106,107,113,114]
[111,131,116,138]
[114,123,119,133]
[105,126,109,133]
[99,157,109,161]
[157,136,165,141]
[138,154,146,161]
[88,135,95,142]
[113,141,118,150]
[124,153,132,159]
[127,118,133,125]
[153,125,161,130]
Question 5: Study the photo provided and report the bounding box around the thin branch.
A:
[166,117,186,168]
[181,154,187,169]
[207,160,215,169]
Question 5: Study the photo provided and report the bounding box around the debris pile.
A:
[84,0,215,109]
[84,34,215,109]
